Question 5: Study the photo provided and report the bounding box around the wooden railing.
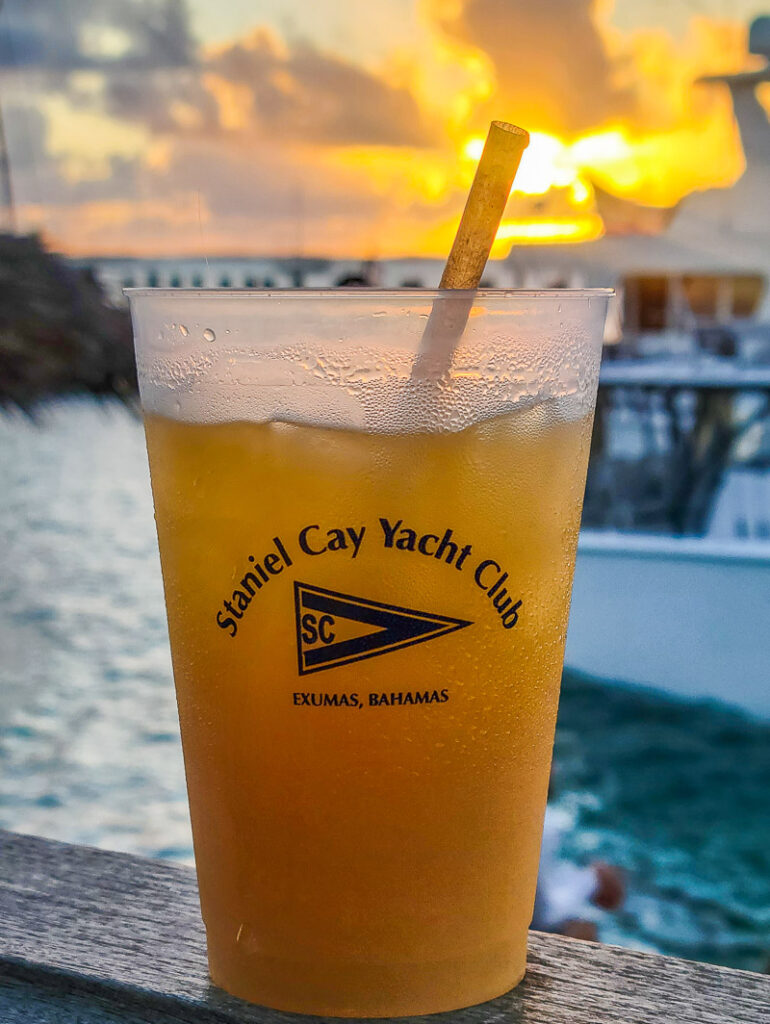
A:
[0,829,767,1023]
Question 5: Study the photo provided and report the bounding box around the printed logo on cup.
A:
[215,517,524,645]
[294,581,472,675]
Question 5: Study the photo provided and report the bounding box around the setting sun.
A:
[457,114,745,250]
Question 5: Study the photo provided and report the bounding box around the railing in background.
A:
[1,829,768,1024]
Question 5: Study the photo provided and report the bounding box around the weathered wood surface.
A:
[0,829,767,1023]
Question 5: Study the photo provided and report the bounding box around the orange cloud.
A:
[429,0,635,135]
[98,24,435,148]
[4,0,765,256]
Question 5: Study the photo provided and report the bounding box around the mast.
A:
[0,0,15,233]
[697,16,770,172]
[0,106,16,234]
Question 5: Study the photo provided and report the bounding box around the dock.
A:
[1,829,767,1022]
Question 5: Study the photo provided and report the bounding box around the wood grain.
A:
[0,829,767,1023]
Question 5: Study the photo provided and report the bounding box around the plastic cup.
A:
[128,288,610,1017]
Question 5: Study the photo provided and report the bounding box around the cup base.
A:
[207,932,527,1017]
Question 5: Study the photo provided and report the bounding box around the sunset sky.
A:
[1,0,768,257]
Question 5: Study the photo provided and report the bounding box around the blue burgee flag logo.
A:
[294,581,472,675]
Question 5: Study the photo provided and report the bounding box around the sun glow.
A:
[462,129,628,245]
[463,128,634,194]
[459,107,743,248]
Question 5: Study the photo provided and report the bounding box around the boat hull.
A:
[565,531,770,718]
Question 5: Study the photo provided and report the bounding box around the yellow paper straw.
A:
[441,121,529,289]
[412,121,529,379]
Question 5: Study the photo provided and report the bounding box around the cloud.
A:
[2,104,82,210]
[1,2,438,255]
[96,26,434,147]
[103,69,220,134]
[2,0,759,258]
[3,2,432,148]
[204,29,432,146]
[0,0,194,71]
[432,0,636,134]
[2,102,149,210]
[154,139,381,222]
[3,104,49,173]
[15,135,418,257]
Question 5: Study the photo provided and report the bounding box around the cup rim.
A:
[124,286,614,299]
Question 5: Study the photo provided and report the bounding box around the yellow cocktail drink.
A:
[143,400,591,1015]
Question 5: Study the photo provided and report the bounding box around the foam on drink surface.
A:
[141,330,596,435]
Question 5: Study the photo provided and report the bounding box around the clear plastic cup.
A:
[128,288,610,1017]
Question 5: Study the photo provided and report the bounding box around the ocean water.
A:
[0,400,768,971]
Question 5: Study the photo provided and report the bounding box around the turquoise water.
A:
[0,400,768,971]
[554,674,770,971]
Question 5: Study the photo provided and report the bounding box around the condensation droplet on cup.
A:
[179,324,189,336]
[203,328,216,342]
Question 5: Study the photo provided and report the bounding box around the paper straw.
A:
[412,121,529,379]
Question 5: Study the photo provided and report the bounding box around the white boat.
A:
[565,351,770,719]
[566,529,770,718]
